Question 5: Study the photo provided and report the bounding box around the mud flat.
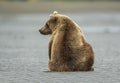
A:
[0,2,120,14]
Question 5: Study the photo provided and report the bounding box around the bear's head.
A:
[39,11,73,35]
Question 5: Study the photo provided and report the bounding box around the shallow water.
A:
[0,13,120,83]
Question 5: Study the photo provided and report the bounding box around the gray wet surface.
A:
[0,13,120,83]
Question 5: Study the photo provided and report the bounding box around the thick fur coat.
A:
[39,11,94,71]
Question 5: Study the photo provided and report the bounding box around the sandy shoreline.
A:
[0,2,120,14]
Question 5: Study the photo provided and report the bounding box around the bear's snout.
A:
[39,28,44,34]
[39,29,41,33]
[39,27,52,35]
[39,28,49,35]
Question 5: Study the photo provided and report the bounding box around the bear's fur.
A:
[39,11,94,71]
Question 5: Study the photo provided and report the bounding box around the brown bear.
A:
[39,11,94,71]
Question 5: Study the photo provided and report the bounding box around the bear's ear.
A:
[50,11,58,17]
[53,11,58,15]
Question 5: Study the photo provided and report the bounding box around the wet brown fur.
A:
[39,12,94,71]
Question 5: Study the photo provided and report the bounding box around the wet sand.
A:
[0,2,120,14]
[0,13,120,83]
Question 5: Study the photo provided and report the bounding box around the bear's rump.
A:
[49,43,94,71]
